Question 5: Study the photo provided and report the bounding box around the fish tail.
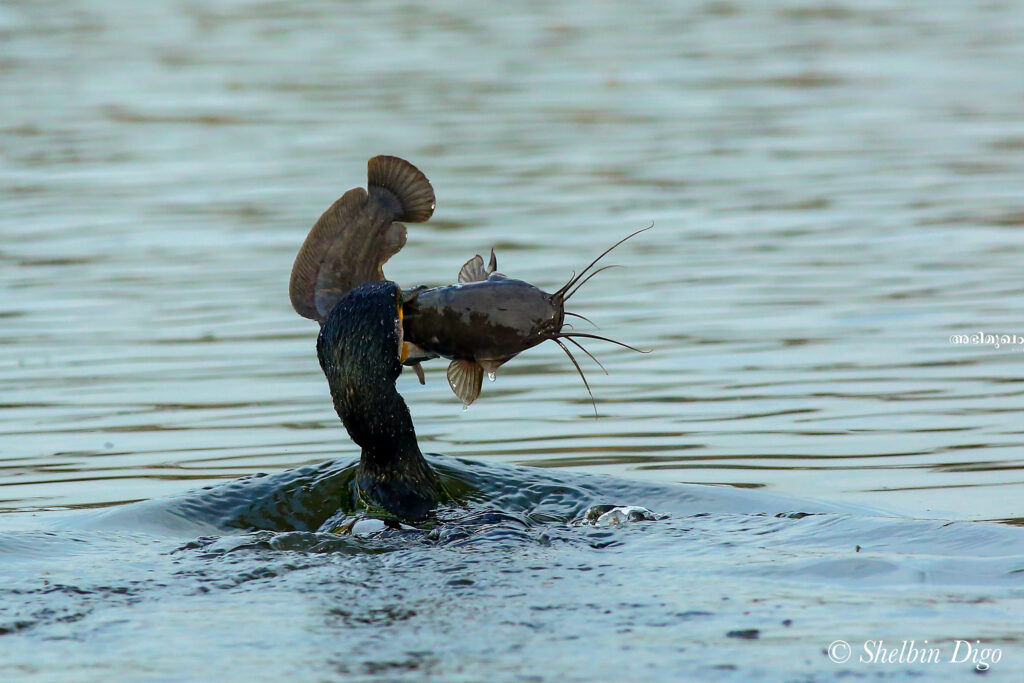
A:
[367,156,436,223]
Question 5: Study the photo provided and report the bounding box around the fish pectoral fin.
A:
[458,254,488,283]
[412,362,425,385]
[447,359,483,406]
[402,341,436,365]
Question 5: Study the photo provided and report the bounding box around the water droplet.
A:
[487,371,496,382]
[461,404,469,413]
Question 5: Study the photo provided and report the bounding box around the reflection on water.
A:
[2,0,1024,679]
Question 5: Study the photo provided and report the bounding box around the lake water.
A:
[2,0,1023,680]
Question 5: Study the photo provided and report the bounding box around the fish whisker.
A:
[565,337,608,375]
[556,332,651,354]
[551,223,652,301]
[551,270,576,302]
[564,264,622,302]
[553,338,598,418]
[564,311,599,328]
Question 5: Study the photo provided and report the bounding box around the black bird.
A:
[292,156,645,519]
[316,280,444,519]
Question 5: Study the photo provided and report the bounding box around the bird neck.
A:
[340,385,425,474]
[323,367,442,519]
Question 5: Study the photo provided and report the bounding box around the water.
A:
[3,457,1022,680]
[2,0,1024,679]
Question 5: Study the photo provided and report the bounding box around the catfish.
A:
[289,155,646,410]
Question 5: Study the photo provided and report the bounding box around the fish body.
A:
[405,277,561,361]
[402,273,564,404]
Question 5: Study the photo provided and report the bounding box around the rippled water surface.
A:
[3,0,1024,680]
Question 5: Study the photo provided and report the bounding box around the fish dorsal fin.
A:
[411,362,425,385]
[458,255,487,283]
[458,249,499,283]
[367,156,435,223]
[447,359,483,406]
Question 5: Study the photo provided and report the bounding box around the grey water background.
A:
[2,0,1024,680]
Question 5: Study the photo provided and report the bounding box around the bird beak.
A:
[397,300,410,362]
